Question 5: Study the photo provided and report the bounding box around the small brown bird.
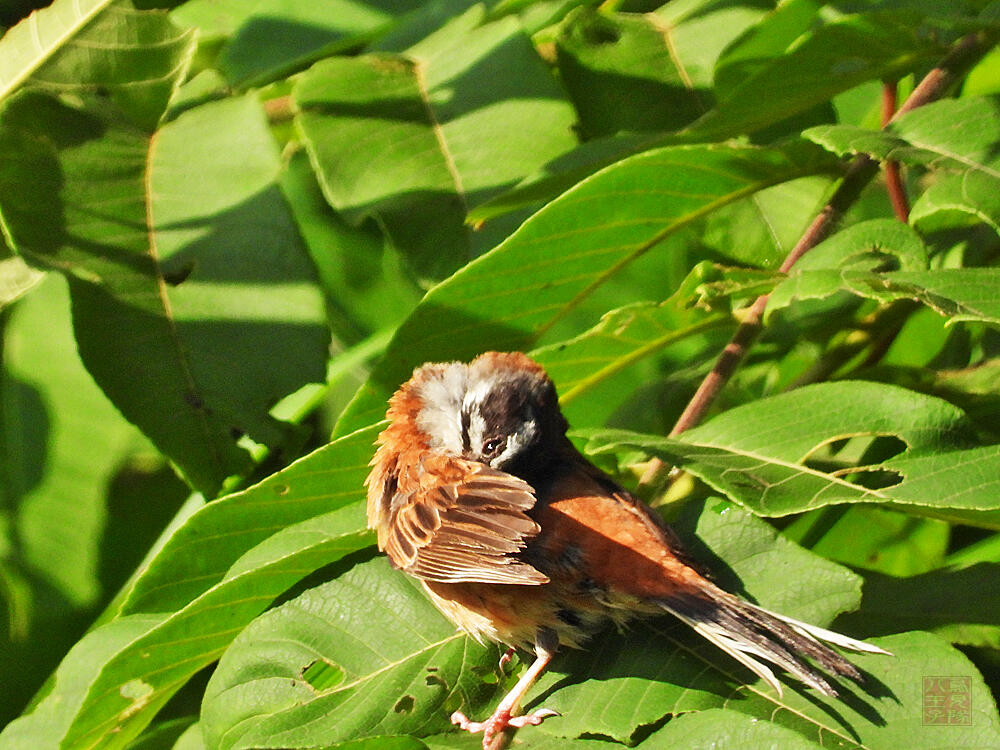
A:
[366,351,887,747]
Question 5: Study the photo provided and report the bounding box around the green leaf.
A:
[294,6,578,281]
[711,0,822,100]
[682,10,956,141]
[653,0,774,97]
[585,381,1000,527]
[172,723,207,750]
[0,92,329,495]
[334,139,835,436]
[911,169,1000,234]
[0,0,196,129]
[838,564,1000,650]
[201,557,502,749]
[124,717,197,750]
[642,708,824,749]
[0,256,44,309]
[529,262,735,424]
[780,218,929,273]
[280,149,422,343]
[554,10,709,139]
[464,132,656,224]
[0,612,169,750]
[805,96,1000,170]
[0,0,130,101]
[172,0,427,88]
[783,505,950,576]
[771,268,1000,326]
[1,276,145,607]
[0,502,371,750]
[121,424,378,615]
[540,630,999,748]
[701,175,835,268]
[805,96,1000,233]
[0,274,162,720]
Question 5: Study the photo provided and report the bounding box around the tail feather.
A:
[658,590,888,698]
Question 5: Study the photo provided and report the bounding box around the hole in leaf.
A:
[229,426,244,441]
[803,432,908,472]
[426,673,449,689]
[301,658,344,691]
[839,467,903,490]
[162,261,195,286]
[393,695,415,714]
[273,483,289,496]
[861,435,908,463]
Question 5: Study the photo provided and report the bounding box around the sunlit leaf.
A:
[0,92,329,495]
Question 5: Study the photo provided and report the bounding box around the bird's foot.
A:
[451,707,559,748]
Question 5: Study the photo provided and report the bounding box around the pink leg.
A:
[451,633,559,749]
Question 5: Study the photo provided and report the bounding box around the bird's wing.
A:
[379,453,549,585]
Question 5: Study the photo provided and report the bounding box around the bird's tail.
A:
[658,588,889,697]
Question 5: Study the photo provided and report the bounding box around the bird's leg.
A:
[451,629,560,749]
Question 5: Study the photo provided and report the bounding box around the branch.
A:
[881,81,910,221]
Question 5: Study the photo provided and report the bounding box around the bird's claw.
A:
[498,647,515,672]
[508,708,560,727]
[451,708,559,748]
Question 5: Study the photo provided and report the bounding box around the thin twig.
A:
[881,80,910,221]
[639,31,996,487]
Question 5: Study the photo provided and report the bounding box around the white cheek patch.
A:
[415,364,468,454]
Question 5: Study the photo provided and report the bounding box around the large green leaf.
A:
[783,505,950,576]
[1,275,145,607]
[701,174,835,268]
[0,91,329,496]
[295,6,578,281]
[334,139,835,436]
[554,9,710,139]
[0,425,379,750]
[838,563,1000,650]
[0,0,196,129]
[537,630,998,747]
[585,381,1000,527]
[171,0,428,88]
[0,275,156,720]
[682,9,959,141]
[639,708,824,749]
[121,424,378,616]
[280,149,422,343]
[201,557,502,749]
[529,262,735,428]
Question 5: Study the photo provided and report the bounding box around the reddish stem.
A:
[881,81,910,221]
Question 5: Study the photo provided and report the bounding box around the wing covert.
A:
[382,456,549,585]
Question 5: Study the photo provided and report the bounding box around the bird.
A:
[365,351,888,747]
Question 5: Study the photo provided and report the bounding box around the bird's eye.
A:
[482,438,506,458]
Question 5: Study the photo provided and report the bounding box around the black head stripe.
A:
[460,406,472,453]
